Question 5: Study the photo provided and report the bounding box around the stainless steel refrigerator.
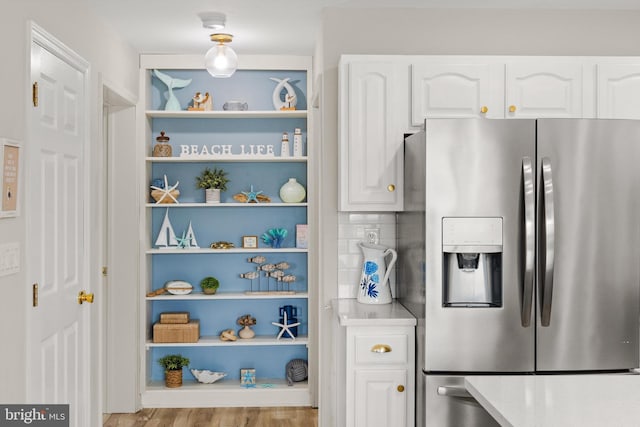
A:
[398,119,640,427]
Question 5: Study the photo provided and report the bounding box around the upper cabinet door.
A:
[505,62,589,118]
[339,60,406,211]
[597,63,640,119]
[411,61,504,123]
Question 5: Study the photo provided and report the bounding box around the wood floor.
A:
[103,407,318,427]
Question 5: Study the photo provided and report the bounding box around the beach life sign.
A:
[179,144,276,158]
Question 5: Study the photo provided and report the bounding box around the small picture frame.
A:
[0,139,21,218]
[242,235,258,249]
[240,368,256,387]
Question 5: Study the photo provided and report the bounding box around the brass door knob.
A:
[397,385,405,392]
[480,106,488,114]
[509,105,517,113]
[387,184,396,192]
[78,290,94,305]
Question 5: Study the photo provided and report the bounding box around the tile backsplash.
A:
[337,212,397,299]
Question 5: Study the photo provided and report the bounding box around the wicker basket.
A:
[165,370,183,388]
[151,189,180,204]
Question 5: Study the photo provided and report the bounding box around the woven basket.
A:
[151,189,180,204]
[165,370,183,388]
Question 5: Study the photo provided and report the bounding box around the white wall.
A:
[0,0,138,403]
[316,8,640,426]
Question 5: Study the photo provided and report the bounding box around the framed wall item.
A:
[242,235,258,249]
[0,139,21,218]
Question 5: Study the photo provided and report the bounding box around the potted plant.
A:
[200,276,220,295]
[196,167,229,203]
[158,354,190,388]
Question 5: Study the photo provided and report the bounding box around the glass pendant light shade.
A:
[205,34,238,78]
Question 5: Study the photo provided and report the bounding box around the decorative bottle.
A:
[280,132,290,157]
[279,178,306,203]
[293,128,304,157]
[152,131,172,157]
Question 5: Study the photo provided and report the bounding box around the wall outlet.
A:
[365,228,380,244]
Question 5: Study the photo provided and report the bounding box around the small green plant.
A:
[200,276,220,293]
[158,354,190,371]
[196,167,229,191]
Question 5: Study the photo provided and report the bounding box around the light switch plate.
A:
[0,242,20,276]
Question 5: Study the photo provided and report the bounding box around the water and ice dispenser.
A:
[442,217,503,307]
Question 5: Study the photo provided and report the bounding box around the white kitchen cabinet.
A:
[354,369,408,427]
[411,60,505,123]
[505,62,592,118]
[597,63,640,119]
[339,58,408,211]
[332,299,416,427]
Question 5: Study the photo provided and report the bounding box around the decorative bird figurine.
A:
[153,69,192,111]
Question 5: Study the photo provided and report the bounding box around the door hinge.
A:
[102,266,108,277]
[32,82,38,107]
[32,283,38,307]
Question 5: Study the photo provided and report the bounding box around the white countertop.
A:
[465,374,640,427]
[331,299,416,327]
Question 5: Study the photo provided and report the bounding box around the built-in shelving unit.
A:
[139,55,314,408]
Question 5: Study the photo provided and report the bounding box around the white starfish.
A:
[271,311,300,340]
[150,174,180,204]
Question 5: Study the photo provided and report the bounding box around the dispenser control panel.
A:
[442,217,502,252]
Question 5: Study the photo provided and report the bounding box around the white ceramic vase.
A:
[238,325,255,339]
[205,188,220,204]
[279,178,306,203]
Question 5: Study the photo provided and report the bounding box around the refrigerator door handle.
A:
[540,157,556,327]
[436,386,472,398]
[521,157,535,327]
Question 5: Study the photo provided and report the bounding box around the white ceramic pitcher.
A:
[357,242,398,304]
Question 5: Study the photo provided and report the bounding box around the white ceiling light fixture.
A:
[198,11,226,30]
[205,33,238,78]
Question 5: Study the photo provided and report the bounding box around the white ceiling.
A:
[87,0,640,56]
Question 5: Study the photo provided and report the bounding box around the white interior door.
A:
[27,28,89,427]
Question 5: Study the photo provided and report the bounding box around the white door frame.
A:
[98,78,139,414]
[25,21,91,423]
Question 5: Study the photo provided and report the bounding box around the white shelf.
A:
[146,335,308,348]
[147,156,307,163]
[142,378,311,408]
[146,202,307,208]
[147,248,308,254]
[146,292,308,301]
[146,110,307,119]
[146,378,307,391]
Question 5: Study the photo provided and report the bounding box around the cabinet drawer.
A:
[354,334,408,365]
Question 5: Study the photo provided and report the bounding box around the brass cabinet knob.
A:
[509,105,517,113]
[397,385,405,392]
[370,344,392,353]
[387,184,396,192]
[78,290,94,305]
[480,106,488,114]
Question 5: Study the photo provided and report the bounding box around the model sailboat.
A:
[155,208,178,249]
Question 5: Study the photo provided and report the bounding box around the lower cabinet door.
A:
[354,369,407,427]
